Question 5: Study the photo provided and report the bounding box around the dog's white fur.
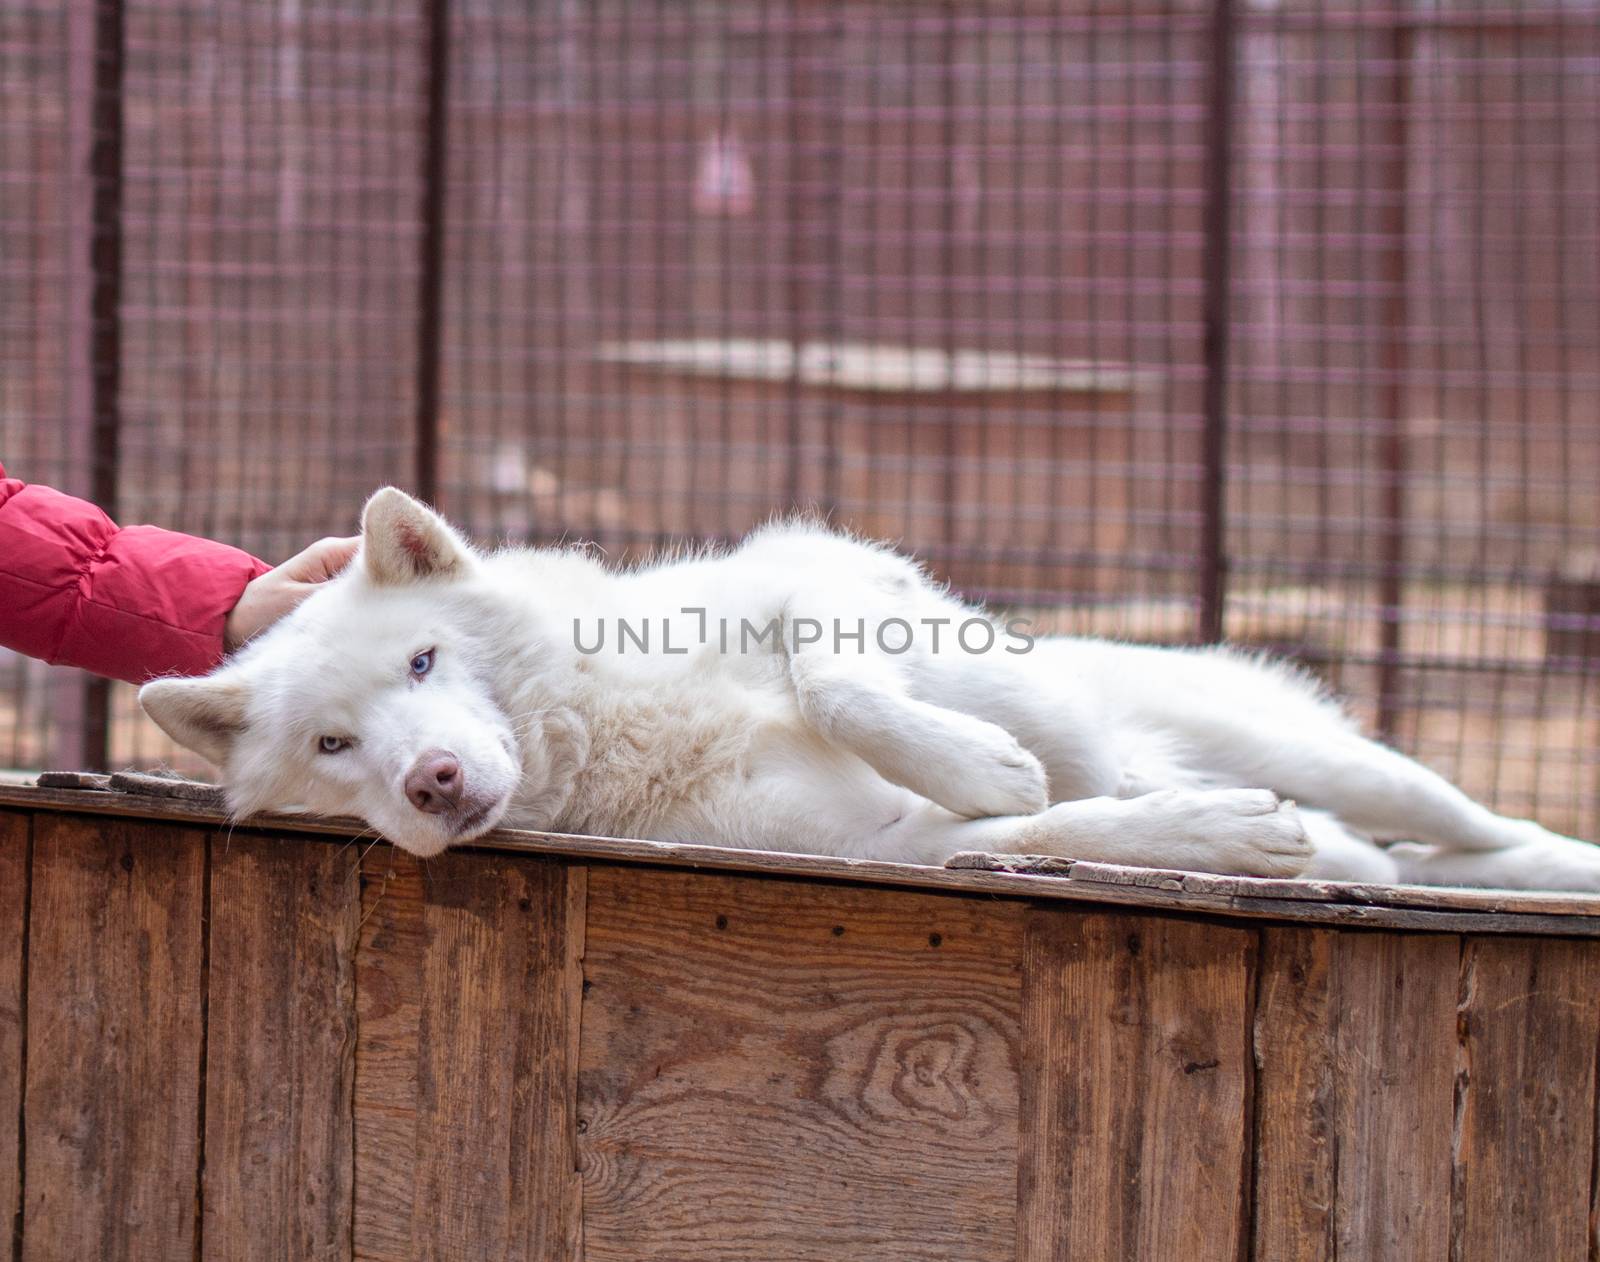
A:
[139,488,1600,890]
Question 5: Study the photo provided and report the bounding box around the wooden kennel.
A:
[2,779,1599,1260]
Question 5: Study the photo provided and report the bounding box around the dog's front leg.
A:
[876,789,1312,877]
[788,655,1048,819]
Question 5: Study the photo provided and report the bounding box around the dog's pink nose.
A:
[405,750,464,814]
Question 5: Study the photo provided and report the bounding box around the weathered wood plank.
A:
[21,813,206,1261]
[353,847,427,1262]
[1453,935,1600,1261]
[956,851,1598,918]
[1019,909,1254,1262]
[8,785,1600,936]
[1332,934,1458,1258]
[408,852,584,1261]
[578,866,1023,1262]
[353,849,584,1261]
[34,771,112,790]
[1250,929,1338,1261]
[0,812,28,1253]
[204,833,360,1261]
[1252,929,1459,1260]
[107,769,225,806]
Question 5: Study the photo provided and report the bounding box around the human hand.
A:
[224,535,360,650]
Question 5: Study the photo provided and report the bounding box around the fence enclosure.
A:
[2,0,1597,838]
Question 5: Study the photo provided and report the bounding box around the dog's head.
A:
[139,488,524,856]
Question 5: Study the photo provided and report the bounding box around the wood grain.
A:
[1018,909,1255,1262]
[1250,929,1338,1260]
[352,848,585,1261]
[204,832,361,1260]
[1252,929,1459,1260]
[0,813,27,1253]
[1452,935,1600,1261]
[578,866,1023,1262]
[352,846,428,1262]
[21,813,206,1261]
[407,852,585,1261]
[1331,934,1458,1259]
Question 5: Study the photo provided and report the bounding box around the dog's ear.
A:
[138,675,250,768]
[360,486,476,585]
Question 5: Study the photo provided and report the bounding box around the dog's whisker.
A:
[334,825,379,858]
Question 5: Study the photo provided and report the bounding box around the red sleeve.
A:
[0,460,271,684]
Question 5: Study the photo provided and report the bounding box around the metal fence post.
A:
[1197,0,1237,644]
[1375,25,1412,741]
[55,0,124,771]
[414,0,449,507]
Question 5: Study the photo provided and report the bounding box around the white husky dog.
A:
[140,488,1600,891]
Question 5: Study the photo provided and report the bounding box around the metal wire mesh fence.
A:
[3,0,1598,840]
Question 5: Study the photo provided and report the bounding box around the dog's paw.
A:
[1174,789,1313,878]
[932,729,1049,820]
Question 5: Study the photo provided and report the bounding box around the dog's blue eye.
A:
[410,649,435,678]
[318,735,349,754]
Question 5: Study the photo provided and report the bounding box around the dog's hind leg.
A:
[1386,838,1600,891]
[1174,718,1600,890]
[1198,721,1568,849]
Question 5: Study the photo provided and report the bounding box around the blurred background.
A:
[3,0,1598,837]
